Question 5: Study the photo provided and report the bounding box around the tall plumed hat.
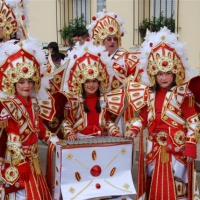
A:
[87,10,125,47]
[0,37,50,100]
[139,27,190,86]
[0,0,29,40]
[64,41,114,94]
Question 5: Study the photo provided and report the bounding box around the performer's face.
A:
[16,78,34,99]
[83,79,99,94]
[156,71,174,88]
[103,36,118,55]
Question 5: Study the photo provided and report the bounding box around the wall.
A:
[27,0,200,69]
[28,0,57,45]
[178,0,200,69]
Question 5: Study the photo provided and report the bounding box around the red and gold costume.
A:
[88,10,142,132]
[61,89,125,139]
[0,40,57,200]
[57,41,125,139]
[126,27,200,200]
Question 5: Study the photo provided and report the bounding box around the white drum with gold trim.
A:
[54,136,136,200]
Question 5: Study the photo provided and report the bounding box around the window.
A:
[152,0,175,18]
[73,0,90,24]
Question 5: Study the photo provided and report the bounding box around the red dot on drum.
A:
[96,183,101,189]
[90,165,102,177]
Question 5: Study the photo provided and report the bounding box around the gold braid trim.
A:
[7,144,23,165]
[0,120,8,128]
[161,146,169,163]
[189,96,194,107]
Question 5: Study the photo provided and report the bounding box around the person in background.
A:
[125,27,200,200]
[78,29,90,45]
[48,41,65,69]
[87,10,142,134]
[72,31,80,45]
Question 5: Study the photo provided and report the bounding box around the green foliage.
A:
[139,13,175,40]
[60,14,87,45]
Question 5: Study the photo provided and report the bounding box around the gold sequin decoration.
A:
[136,101,142,106]
[111,106,117,110]
[112,80,120,89]
[120,148,126,155]
[123,183,130,189]
[66,153,73,160]
[131,83,140,87]
[133,92,140,97]
[53,75,62,84]
[172,121,178,126]
[69,187,76,194]
[163,116,168,120]
[5,166,19,182]
[111,97,120,101]
[174,131,186,145]
[25,129,30,134]
[48,116,59,128]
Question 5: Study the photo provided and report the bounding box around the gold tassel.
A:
[64,110,68,118]
[33,157,41,175]
[189,96,194,107]
[161,145,169,163]
[0,120,8,128]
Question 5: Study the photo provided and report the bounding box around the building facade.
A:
[28,0,200,69]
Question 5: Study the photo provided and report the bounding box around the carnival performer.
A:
[0,38,59,200]
[87,10,142,133]
[125,27,200,199]
[57,41,125,141]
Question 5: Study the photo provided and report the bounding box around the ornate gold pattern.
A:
[53,75,62,84]
[174,131,186,145]
[123,183,130,189]
[66,153,73,160]
[69,187,75,194]
[147,42,186,86]
[8,144,21,165]
[91,15,121,46]
[5,166,19,182]
[120,148,126,155]
[156,131,167,146]
[48,116,59,128]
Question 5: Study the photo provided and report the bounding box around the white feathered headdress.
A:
[139,27,190,86]
[63,40,114,94]
[87,10,125,47]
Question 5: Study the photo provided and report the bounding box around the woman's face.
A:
[83,79,99,94]
[156,71,174,88]
[15,78,34,99]
[48,48,54,55]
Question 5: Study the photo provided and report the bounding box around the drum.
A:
[54,136,136,200]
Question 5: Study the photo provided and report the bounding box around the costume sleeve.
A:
[129,105,148,136]
[181,95,199,158]
[60,102,75,139]
[5,120,27,166]
[38,118,59,144]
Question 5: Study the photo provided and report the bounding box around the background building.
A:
[28,0,200,69]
